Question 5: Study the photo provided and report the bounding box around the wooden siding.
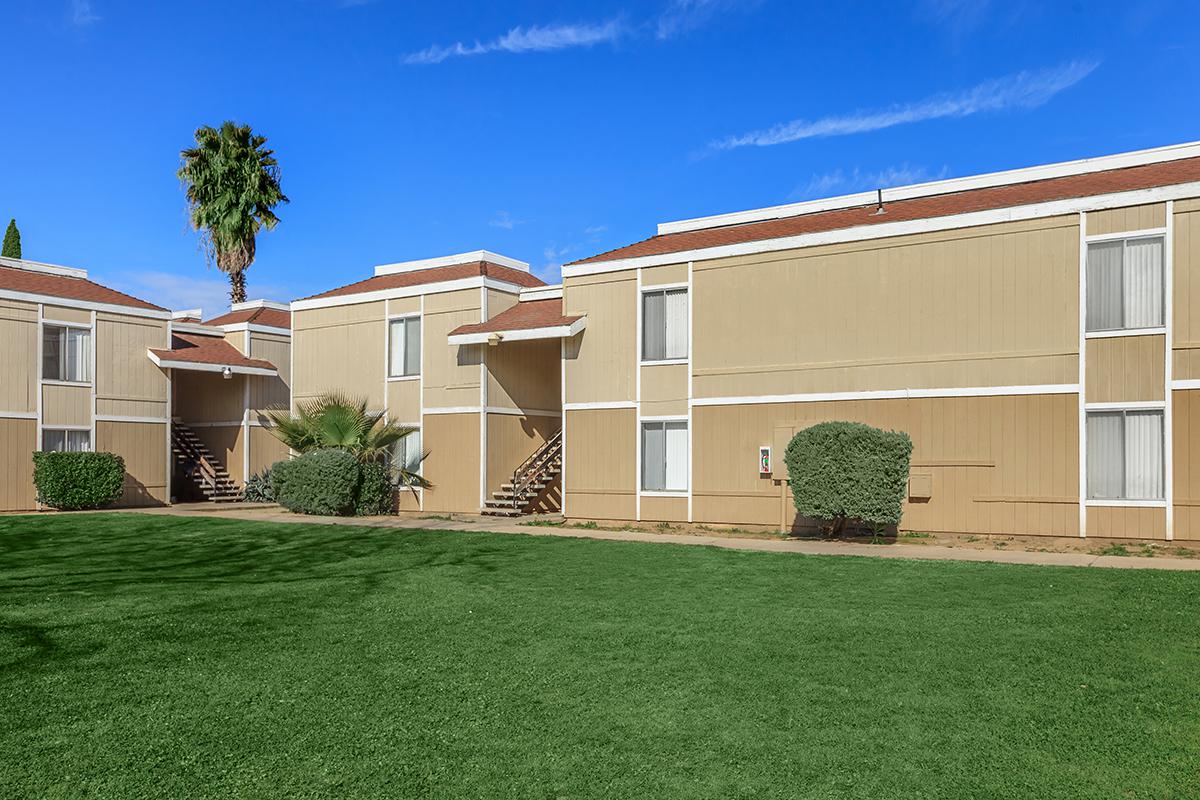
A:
[0,299,37,414]
[1174,202,1200,380]
[564,271,636,405]
[387,378,421,424]
[564,407,636,520]
[487,339,561,412]
[1086,506,1165,540]
[174,372,246,423]
[41,383,90,427]
[1173,389,1200,540]
[190,424,244,486]
[95,421,168,506]
[96,313,169,419]
[641,362,687,417]
[421,412,480,513]
[485,412,559,496]
[642,262,688,287]
[0,418,36,510]
[424,290,483,410]
[292,301,385,410]
[42,304,91,325]
[640,495,687,522]
[249,332,290,416]
[1085,203,1166,236]
[248,426,288,477]
[1085,335,1165,402]
[690,215,1079,399]
[687,393,1079,535]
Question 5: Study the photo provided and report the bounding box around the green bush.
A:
[32,451,125,510]
[271,449,362,516]
[242,469,275,503]
[355,460,395,516]
[785,421,913,533]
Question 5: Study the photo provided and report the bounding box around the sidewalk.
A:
[129,503,1200,571]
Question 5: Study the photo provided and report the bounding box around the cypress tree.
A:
[1,220,20,259]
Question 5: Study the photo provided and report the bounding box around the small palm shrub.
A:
[32,452,125,510]
[785,421,913,535]
[242,469,275,503]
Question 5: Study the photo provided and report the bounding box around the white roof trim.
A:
[520,284,563,302]
[0,256,89,279]
[218,322,291,337]
[172,308,203,320]
[292,275,527,312]
[658,139,1200,235]
[170,321,225,337]
[447,316,586,345]
[146,348,277,376]
[230,299,290,312]
[0,288,170,320]
[374,249,529,276]
[565,181,1200,278]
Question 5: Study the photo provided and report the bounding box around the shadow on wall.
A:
[113,475,166,508]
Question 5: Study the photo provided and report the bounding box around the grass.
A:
[2,513,1199,799]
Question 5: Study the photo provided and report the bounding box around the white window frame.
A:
[42,323,92,383]
[640,285,688,364]
[41,427,92,453]
[387,314,421,380]
[392,426,423,480]
[1084,234,1165,334]
[640,418,688,494]
[1085,407,1165,504]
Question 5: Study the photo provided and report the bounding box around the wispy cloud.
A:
[489,211,524,230]
[100,270,291,317]
[790,164,951,201]
[917,0,992,39]
[404,19,623,65]
[656,0,758,39]
[70,0,100,27]
[584,225,607,236]
[708,60,1099,152]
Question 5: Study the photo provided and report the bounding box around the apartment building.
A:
[290,252,561,514]
[557,141,1200,541]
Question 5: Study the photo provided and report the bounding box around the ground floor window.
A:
[393,428,422,479]
[42,428,91,453]
[1086,409,1163,500]
[642,420,687,492]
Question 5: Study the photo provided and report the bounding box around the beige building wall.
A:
[42,384,90,427]
[1085,335,1166,403]
[0,299,37,415]
[1085,203,1166,236]
[292,301,385,410]
[1174,199,1200,381]
[96,421,168,506]
[563,271,636,404]
[424,289,483,410]
[96,313,170,421]
[0,419,37,510]
[487,339,561,412]
[485,412,558,497]
[421,412,480,513]
[564,407,636,521]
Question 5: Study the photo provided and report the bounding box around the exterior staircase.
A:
[482,429,562,517]
[171,419,242,502]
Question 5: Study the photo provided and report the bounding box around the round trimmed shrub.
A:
[785,421,913,532]
[354,460,395,516]
[32,451,126,510]
[271,449,362,516]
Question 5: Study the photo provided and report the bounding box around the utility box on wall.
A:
[908,472,933,500]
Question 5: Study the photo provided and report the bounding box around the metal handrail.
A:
[509,429,562,509]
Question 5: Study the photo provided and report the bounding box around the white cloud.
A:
[489,211,524,230]
[709,60,1099,151]
[99,270,291,318]
[791,164,951,201]
[918,0,992,38]
[656,0,757,40]
[70,0,100,27]
[584,225,607,236]
[404,20,623,65]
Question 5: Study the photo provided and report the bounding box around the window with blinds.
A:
[42,429,91,453]
[42,325,91,382]
[388,317,421,378]
[642,288,687,362]
[1086,236,1164,332]
[1086,410,1164,500]
[642,420,688,492]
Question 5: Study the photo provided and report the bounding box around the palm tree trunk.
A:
[229,268,247,304]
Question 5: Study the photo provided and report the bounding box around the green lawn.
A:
[2,514,1198,799]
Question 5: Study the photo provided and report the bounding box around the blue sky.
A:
[3,0,1197,314]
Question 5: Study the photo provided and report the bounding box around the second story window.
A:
[1086,236,1164,332]
[642,287,687,362]
[388,317,421,378]
[42,324,91,382]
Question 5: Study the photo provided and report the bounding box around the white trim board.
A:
[691,383,1080,407]
[0,410,37,420]
[1085,327,1166,339]
[230,299,290,312]
[1085,499,1168,508]
[219,322,291,337]
[95,414,169,424]
[0,288,170,320]
[1173,379,1200,391]
[656,140,1200,235]
[0,255,89,278]
[374,250,529,277]
[447,317,587,346]
[520,285,563,302]
[291,276,530,312]
[171,321,225,337]
[145,349,278,377]
[564,182,1200,278]
[563,400,637,411]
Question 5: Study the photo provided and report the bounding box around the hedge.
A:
[784,421,913,530]
[272,449,362,516]
[355,460,395,516]
[32,451,126,510]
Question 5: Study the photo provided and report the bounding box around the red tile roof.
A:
[205,306,291,330]
[0,265,166,311]
[301,261,544,301]
[449,298,581,336]
[571,156,1200,265]
[149,333,278,372]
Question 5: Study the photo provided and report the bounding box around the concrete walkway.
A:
[126,503,1200,571]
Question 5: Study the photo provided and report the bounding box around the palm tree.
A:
[265,393,431,490]
[178,122,288,304]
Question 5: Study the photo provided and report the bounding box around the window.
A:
[1086,410,1163,500]
[642,288,687,362]
[642,420,687,492]
[42,429,91,452]
[388,317,421,378]
[1086,236,1164,332]
[42,325,91,382]
[392,429,423,479]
